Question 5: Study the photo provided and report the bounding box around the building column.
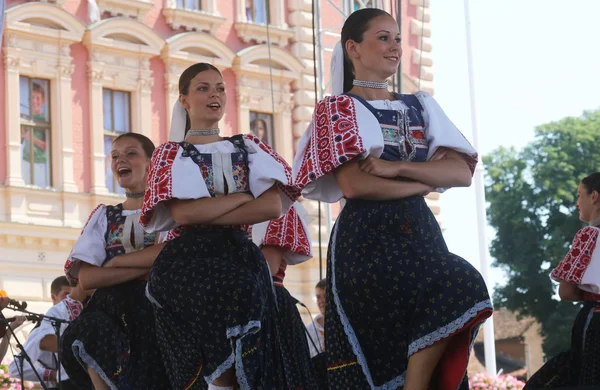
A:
[88,66,108,195]
[56,60,78,193]
[4,54,25,187]
[165,71,180,141]
[136,78,154,140]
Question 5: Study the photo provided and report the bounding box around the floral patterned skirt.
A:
[146,228,288,389]
[525,301,600,388]
[325,197,493,390]
[61,280,169,390]
[274,284,318,389]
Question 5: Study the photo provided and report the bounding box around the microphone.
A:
[0,290,28,310]
[0,315,39,324]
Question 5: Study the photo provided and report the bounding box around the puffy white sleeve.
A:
[64,205,107,283]
[292,95,383,203]
[415,91,478,173]
[244,134,300,215]
[140,142,212,233]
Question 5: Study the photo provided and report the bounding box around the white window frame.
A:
[83,18,164,196]
[3,3,85,193]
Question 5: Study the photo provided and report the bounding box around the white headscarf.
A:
[330,41,345,96]
[169,100,187,142]
[88,0,101,23]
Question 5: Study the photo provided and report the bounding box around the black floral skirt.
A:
[146,228,289,389]
[525,301,600,388]
[61,280,169,390]
[325,197,493,390]
[274,284,318,389]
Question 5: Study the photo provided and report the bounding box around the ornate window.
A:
[102,89,131,194]
[3,3,85,201]
[232,45,304,161]
[19,76,52,188]
[163,0,225,33]
[83,18,164,196]
[234,0,293,47]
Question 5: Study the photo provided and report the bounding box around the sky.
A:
[430,0,600,291]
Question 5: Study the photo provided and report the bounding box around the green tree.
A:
[484,110,600,356]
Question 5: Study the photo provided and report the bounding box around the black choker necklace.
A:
[125,191,145,199]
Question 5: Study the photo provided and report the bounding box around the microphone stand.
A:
[0,312,49,390]
[6,306,70,390]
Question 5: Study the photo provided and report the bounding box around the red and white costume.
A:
[552,226,600,301]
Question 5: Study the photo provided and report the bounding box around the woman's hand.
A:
[358,156,400,179]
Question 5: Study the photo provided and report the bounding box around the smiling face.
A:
[110,136,150,193]
[345,14,402,82]
[180,69,227,129]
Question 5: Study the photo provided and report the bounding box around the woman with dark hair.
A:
[61,132,170,390]
[293,8,493,390]
[140,62,300,390]
[525,172,600,388]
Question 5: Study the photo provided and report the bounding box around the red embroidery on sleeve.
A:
[263,206,311,258]
[140,142,180,227]
[552,227,599,284]
[294,96,364,191]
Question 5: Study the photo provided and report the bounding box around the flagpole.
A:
[463,0,497,376]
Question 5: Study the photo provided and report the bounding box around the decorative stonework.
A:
[233,0,293,46]
[2,2,85,211]
[163,0,225,33]
[83,18,164,195]
[96,0,155,21]
[233,22,294,47]
[233,45,304,161]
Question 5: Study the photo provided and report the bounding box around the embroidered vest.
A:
[104,204,156,263]
[348,94,428,163]
[179,134,250,197]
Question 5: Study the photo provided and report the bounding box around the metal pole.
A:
[396,0,402,93]
[463,0,497,376]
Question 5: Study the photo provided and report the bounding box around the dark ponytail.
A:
[582,172,600,194]
[340,8,391,93]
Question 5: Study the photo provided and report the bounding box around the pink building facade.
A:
[0,0,434,318]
